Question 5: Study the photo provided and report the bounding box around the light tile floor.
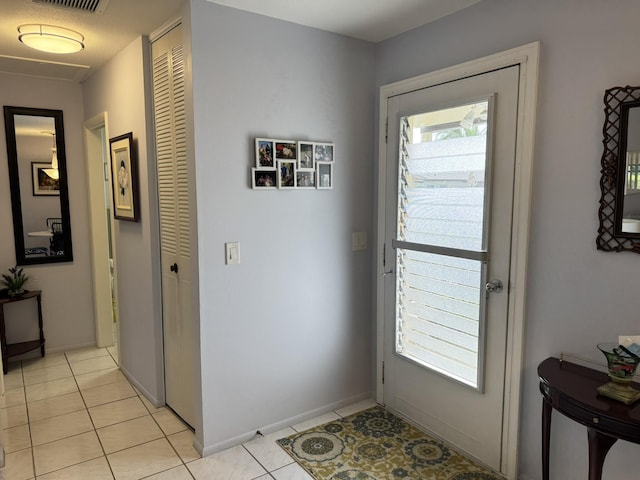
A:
[0,346,377,479]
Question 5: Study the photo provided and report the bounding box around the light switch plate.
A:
[352,232,367,251]
[225,242,240,265]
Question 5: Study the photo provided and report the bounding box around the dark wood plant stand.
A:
[538,357,640,480]
[0,290,45,374]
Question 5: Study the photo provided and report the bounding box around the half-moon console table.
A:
[538,357,640,480]
[0,290,45,374]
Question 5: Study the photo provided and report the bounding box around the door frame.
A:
[375,42,539,479]
[84,112,119,349]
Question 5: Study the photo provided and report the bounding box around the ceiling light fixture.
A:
[17,24,84,54]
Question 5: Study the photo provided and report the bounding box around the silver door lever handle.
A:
[383,270,393,276]
[485,279,504,293]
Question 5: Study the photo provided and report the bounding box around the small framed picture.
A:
[298,142,314,170]
[316,161,333,189]
[31,162,60,196]
[314,143,334,162]
[296,171,315,188]
[275,141,297,160]
[256,138,275,167]
[252,168,277,189]
[278,160,296,189]
[110,132,139,221]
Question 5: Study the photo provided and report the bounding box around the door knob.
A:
[170,263,178,273]
[485,279,503,293]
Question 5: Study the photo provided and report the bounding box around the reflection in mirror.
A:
[597,86,640,253]
[3,106,73,265]
[620,105,640,234]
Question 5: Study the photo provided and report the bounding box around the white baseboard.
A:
[199,391,372,457]
[46,342,97,354]
[119,364,165,408]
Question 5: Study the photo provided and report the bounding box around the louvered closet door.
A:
[152,24,194,427]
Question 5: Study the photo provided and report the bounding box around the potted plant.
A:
[1,266,30,296]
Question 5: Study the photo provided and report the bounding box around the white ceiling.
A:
[0,0,184,82]
[206,0,481,43]
[0,0,480,82]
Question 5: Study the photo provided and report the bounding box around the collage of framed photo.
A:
[252,138,333,190]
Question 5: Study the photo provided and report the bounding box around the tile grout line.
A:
[144,397,198,479]
[6,349,369,480]
[243,416,346,478]
[24,350,116,478]
[11,351,106,478]
[21,360,37,480]
[0,367,26,458]
[91,345,197,479]
[65,349,119,480]
[84,347,195,479]
[240,444,270,478]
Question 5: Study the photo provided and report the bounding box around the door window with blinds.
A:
[625,152,640,194]
[393,98,494,390]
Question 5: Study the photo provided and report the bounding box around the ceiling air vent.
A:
[30,0,111,14]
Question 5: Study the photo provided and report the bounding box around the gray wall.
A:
[189,0,376,452]
[5,3,632,477]
[83,36,165,405]
[0,72,95,353]
[376,1,640,478]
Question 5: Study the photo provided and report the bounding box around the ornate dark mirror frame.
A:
[3,106,73,265]
[597,85,640,253]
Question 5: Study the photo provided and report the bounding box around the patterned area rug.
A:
[277,406,503,480]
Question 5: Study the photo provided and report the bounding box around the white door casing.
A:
[376,42,539,479]
[84,113,117,349]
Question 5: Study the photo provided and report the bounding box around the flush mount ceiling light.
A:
[18,24,84,54]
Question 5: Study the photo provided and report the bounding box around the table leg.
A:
[542,398,552,480]
[36,293,44,357]
[587,428,617,480]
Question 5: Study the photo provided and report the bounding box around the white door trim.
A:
[375,41,539,479]
[84,112,118,348]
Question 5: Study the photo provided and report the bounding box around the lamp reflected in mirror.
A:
[44,132,59,180]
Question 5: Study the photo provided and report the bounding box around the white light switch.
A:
[352,232,367,251]
[225,242,240,265]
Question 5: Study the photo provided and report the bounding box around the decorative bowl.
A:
[596,342,640,404]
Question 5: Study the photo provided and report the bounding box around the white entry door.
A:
[383,65,519,471]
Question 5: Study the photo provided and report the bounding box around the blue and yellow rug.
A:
[277,406,503,480]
